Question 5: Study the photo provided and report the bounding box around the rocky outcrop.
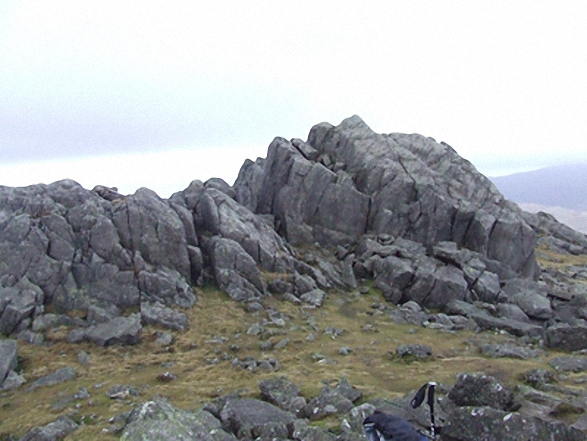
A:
[0,115,586,350]
[0,175,352,338]
[104,374,585,441]
[234,115,538,279]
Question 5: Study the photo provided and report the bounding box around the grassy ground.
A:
[2,278,585,440]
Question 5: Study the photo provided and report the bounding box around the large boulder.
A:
[448,373,516,411]
[0,180,199,335]
[545,324,587,352]
[219,397,296,439]
[208,237,266,303]
[121,399,236,441]
[442,406,585,441]
[234,115,539,278]
[0,339,18,386]
[82,313,142,347]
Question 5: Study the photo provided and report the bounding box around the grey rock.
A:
[17,329,45,345]
[442,406,585,441]
[19,415,78,441]
[511,291,553,320]
[86,304,121,324]
[84,313,142,346]
[204,177,236,200]
[0,339,18,385]
[137,269,195,308]
[220,397,296,439]
[292,419,337,441]
[301,379,359,421]
[1,369,26,390]
[521,369,556,388]
[234,116,538,278]
[111,187,191,280]
[496,303,530,323]
[448,373,515,411]
[106,384,140,399]
[26,366,77,392]
[342,403,377,434]
[121,398,235,441]
[470,313,544,338]
[300,288,326,307]
[0,282,42,335]
[195,188,294,274]
[208,236,266,302]
[545,324,587,352]
[471,271,501,303]
[140,301,189,330]
[549,356,587,373]
[388,301,428,326]
[31,313,81,332]
[259,376,305,414]
[51,387,90,411]
[445,299,484,317]
[77,350,90,365]
[480,344,543,359]
[154,332,174,346]
[396,344,433,359]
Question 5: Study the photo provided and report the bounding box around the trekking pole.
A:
[410,382,437,441]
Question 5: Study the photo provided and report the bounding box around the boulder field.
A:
[1,116,587,439]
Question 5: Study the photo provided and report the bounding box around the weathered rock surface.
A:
[234,115,538,279]
[19,415,78,441]
[81,313,142,347]
[140,301,189,331]
[120,399,236,441]
[0,338,18,387]
[220,397,296,439]
[25,366,77,392]
[448,373,516,411]
[442,406,585,441]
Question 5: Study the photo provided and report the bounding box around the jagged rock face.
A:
[234,115,538,278]
[0,175,353,336]
[0,180,197,334]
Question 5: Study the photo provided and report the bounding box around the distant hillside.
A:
[490,163,587,211]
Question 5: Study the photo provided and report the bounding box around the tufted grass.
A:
[1,264,586,439]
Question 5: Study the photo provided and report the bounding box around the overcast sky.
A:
[1,1,586,198]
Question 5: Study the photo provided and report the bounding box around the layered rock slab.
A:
[234,115,538,278]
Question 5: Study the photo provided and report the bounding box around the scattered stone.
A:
[154,331,174,346]
[1,370,26,390]
[17,329,45,345]
[339,346,352,355]
[220,397,296,439]
[51,387,90,410]
[259,376,305,414]
[232,357,279,372]
[84,314,142,346]
[141,301,189,330]
[19,416,78,441]
[156,372,177,382]
[26,366,77,392]
[273,338,289,349]
[396,344,432,359]
[77,350,91,365]
[545,324,587,352]
[121,398,233,441]
[106,384,140,399]
[300,288,326,306]
[522,369,556,388]
[480,343,544,359]
[549,356,587,373]
[448,373,516,411]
